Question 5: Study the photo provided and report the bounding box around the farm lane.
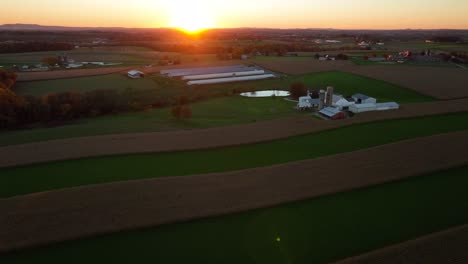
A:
[1,131,468,253]
[1,98,468,168]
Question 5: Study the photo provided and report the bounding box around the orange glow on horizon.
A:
[1,0,468,30]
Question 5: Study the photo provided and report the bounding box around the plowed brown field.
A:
[1,131,468,252]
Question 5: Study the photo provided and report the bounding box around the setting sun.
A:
[165,1,216,33]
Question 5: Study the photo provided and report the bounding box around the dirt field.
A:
[333,224,468,264]
[256,61,468,99]
[1,131,468,253]
[347,66,468,100]
[1,98,468,168]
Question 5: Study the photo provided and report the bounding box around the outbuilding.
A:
[352,93,377,104]
[128,70,145,79]
[334,98,355,110]
[319,107,346,120]
[349,103,378,113]
[376,102,400,111]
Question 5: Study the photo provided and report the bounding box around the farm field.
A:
[256,61,468,99]
[334,224,468,264]
[2,112,468,198]
[2,164,468,264]
[0,96,297,146]
[15,73,155,96]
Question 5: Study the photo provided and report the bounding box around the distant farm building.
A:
[128,70,145,79]
[161,65,276,85]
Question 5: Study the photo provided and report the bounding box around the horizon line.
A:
[1,23,468,31]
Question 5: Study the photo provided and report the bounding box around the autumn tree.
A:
[289,82,307,99]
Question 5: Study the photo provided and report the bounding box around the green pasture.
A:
[0,96,297,146]
[1,112,468,198]
[3,165,468,264]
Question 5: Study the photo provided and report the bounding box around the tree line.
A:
[0,42,74,54]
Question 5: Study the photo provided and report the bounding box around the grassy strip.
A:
[0,96,297,147]
[3,165,468,264]
[1,112,468,198]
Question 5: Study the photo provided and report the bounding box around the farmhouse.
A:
[352,93,377,104]
[298,96,320,110]
[128,70,145,79]
[319,107,346,120]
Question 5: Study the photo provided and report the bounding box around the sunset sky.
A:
[2,0,468,31]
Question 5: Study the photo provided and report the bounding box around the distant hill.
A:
[0,24,128,31]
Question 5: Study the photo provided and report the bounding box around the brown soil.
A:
[256,61,468,99]
[1,131,468,253]
[333,224,468,264]
[347,66,468,100]
[1,98,468,168]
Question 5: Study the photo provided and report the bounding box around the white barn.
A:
[127,70,145,79]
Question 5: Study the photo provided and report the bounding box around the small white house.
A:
[128,70,145,79]
[352,93,377,104]
[298,96,320,110]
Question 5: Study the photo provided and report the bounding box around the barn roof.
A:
[352,93,370,100]
[319,107,342,117]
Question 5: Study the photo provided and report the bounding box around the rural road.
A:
[333,224,468,264]
[2,131,468,253]
[1,98,468,168]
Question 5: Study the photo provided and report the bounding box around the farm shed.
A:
[352,93,377,104]
[182,70,265,80]
[319,107,346,120]
[161,65,253,77]
[127,70,145,79]
[349,103,378,113]
[187,74,275,85]
[376,102,400,111]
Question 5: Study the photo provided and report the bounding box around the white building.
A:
[352,93,377,104]
[376,102,400,111]
[334,98,355,110]
[349,103,378,113]
[298,96,320,110]
[128,70,145,79]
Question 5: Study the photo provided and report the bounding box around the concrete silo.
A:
[326,86,334,106]
[319,90,326,110]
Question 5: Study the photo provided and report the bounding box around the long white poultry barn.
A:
[187,74,275,85]
[182,70,265,80]
[161,65,253,77]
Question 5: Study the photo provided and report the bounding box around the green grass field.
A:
[3,165,468,264]
[14,74,157,96]
[2,112,468,198]
[4,70,432,146]
[0,96,297,146]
